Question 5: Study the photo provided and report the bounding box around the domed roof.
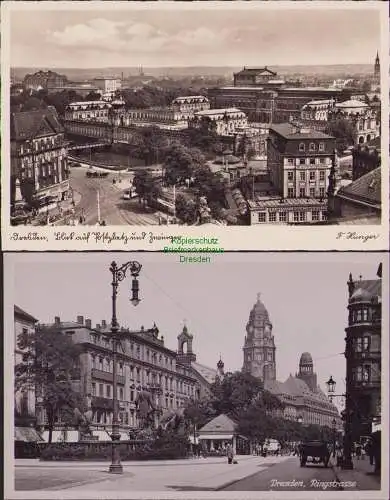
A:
[251,293,269,317]
[300,352,313,365]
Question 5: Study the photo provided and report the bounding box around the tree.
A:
[133,170,162,208]
[184,398,216,431]
[175,194,197,224]
[84,91,102,102]
[326,115,356,152]
[15,325,83,443]
[164,144,206,186]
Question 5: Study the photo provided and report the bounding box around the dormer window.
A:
[319,142,325,152]
[309,143,316,151]
[299,143,305,152]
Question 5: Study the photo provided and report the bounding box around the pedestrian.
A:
[226,444,234,464]
[355,444,362,460]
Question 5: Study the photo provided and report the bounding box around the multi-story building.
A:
[345,267,382,439]
[114,108,189,129]
[332,100,380,145]
[234,67,279,87]
[171,95,210,117]
[34,316,218,442]
[93,77,121,95]
[10,106,70,209]
[301,99,335,122]
[242,295,339,427]
[47,84,100,98]
[190,108,248,136]
[14,306,39,430]
[352,137,381,181]
[23,70,68,91]
[248,122,336,225]
[64,101,113,123]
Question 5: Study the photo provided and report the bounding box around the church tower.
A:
[242,294,276,382]
[177,324,196,365]
[374,51,380,84]
[296,352,317,391]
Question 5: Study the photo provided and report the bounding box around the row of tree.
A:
[184,372,336,449]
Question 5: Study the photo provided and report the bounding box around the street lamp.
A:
[108,260,142,474]
[331,418,337,458]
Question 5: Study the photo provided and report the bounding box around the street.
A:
[222,456,343,491]
[69,166,161,225]
[13,455,364,492]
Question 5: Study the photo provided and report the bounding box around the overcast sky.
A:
[9,8,381,68]
[7,252,384,403]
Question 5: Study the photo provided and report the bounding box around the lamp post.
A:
[326,375,353,470]
[109,260,142,474]
[331,417,337,458]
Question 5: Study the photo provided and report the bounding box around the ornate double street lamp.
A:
[109,260,142,474]
[326,376,353,470]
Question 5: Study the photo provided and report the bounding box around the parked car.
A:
[299,441,330,467]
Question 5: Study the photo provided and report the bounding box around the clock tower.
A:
[242,294,276,382]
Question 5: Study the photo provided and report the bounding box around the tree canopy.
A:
[15,325,83,443]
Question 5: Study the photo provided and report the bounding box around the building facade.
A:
[332,100,380,145]
[190,108,248,136]
[345,268,382,438]
[241,295,339,427]
[248,122,336,225]
[64,101,113,123]
[33,317,218,442]
[351,138,381,181]
[10,106,70,209]
[93,77,121,94]
[23,70,68,91]
[171,95,210,116]
[301,99,335,122]
[14,306,39,429]
[242,294,276,382]
[234,67,278,87]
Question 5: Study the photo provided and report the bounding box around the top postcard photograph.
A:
[1,1,389,251]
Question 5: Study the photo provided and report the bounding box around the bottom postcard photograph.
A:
[3,251,389,500]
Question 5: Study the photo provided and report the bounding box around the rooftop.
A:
[248,197,328,209]
[235,67,277,76]
[195,107,245,116]
[11,106,64,141]
[173,95,208,101]
[192,361,218,384]
[336,99,368,108]
[198,414,237,434]
[270,122,334,140]
[14,305,38,323]
[337,167,381,208]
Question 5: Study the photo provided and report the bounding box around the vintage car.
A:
[86,170,109,178]
[299,440,330,467]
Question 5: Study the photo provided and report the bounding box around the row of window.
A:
[285,157,329,167]
[287,170,326,181]
[350,308,379,324]
[257,209,326,223]
[286,187,326,198]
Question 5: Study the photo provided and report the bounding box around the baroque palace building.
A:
[242,295,340,427]
[30,315,218,442]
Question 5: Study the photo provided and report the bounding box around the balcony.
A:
[91,369,125,385]
[91,396,114,410]
[353,350,381,360]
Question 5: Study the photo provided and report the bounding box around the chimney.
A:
[77,315,84,325]
[96,324,101,330]
[54,316,60,325]
[102,320,107,329]
[85,319,92,329]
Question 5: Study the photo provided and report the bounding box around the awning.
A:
[15,427,44,442]
[198,434,233,440]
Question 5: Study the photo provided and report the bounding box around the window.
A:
[99,384,103,397]
[310,158,316,165]
[136,368,141,382]
[299,187,306,198]
[309,187,316,198]
[279,212,287,222]
[91,355,96,369]
[118,363,124,376]
[92,383,96,396]
[299,212,306,222]
[130,390,134,402]
[258,212,266,223]
[287,187,294,198]
[287,158,294,165]
[269,212,277,222]
[300,171,306,181]
[309,171,316,181]
[355,365,370,382]
[319,171,325,181]
[119,387,124,400]
[312,210,320,221]
[362,309,369,321]
[99,357,103,371]
[319,158,325,164]
[319,143,325,152]
[299,143,305,151]
[287,171,294,181]
[355,337,370,352]
[106,385,111,398]
[293,211,300,222]
[299,158,305,166]
[319,187,325,198]
[309,143,315,151]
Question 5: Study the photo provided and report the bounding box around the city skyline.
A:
[7,252,384,399]
[9,8,381,68]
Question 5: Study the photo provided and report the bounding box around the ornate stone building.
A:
[23,70,68,91]
[64,101,114,123]
[242,294,276,382]
[10,106,70,210]
[190,108,248,136]
[32,316,219,442]
[346,268,382,438]
[242,295,340,427]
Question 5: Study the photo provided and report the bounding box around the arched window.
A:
[299,143,305,151]
[309,143,316,151]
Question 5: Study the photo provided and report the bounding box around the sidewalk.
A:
[16,455,290,492]
[330,456,381,490]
